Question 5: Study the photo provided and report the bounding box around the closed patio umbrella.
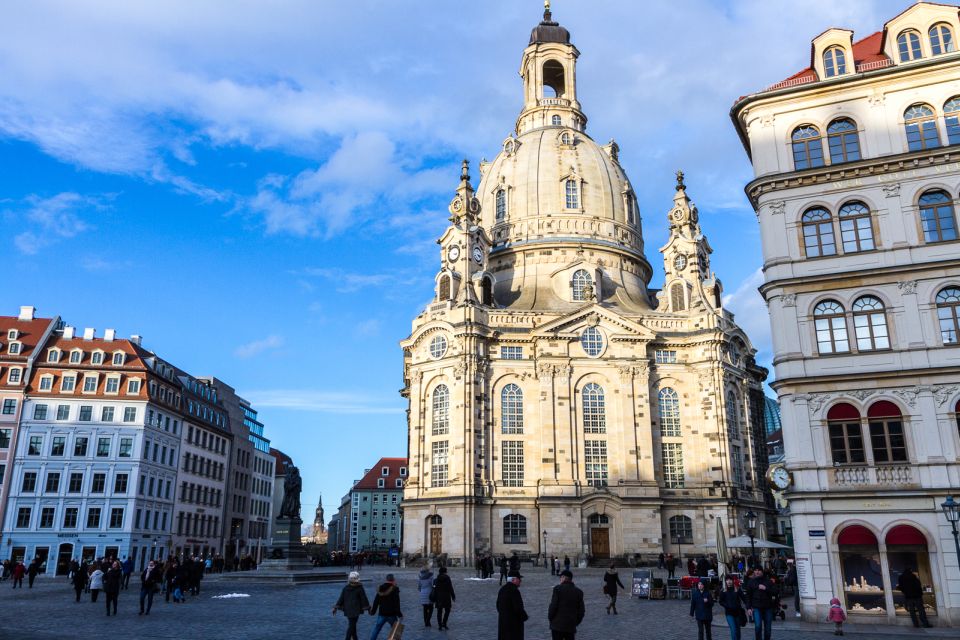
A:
[716,517,728,580]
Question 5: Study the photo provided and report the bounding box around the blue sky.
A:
[0,0,900,520]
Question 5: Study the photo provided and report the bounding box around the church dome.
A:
[529,8,570,45]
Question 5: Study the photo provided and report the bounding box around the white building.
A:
[732,1,960,626]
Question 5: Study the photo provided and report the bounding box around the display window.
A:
[837,525,886,615]
[886,525,936,617]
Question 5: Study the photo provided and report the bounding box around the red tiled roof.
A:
[353,457,408,491]
[765,31,887,92]
[271,447,294,476]
[0,315,57,361]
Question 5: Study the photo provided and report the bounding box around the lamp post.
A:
[941,496,960,562]
[542,530,548,569]
[745,510,758,569]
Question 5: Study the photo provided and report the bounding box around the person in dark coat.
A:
[121,557,133,589]
[432,565,456,630]
[497,570,528,640]
[690,580,715,640]
[368,573,403,640]
[104,561,122,616]
[548,570,584,640]
[26,558,40,588]
[174,559,190,603]
[896,568,932,628]
[333,571,370,640]
[508,553,520,573]
[11,561,25,588]
[499,556,508,585]
[71,562,88,602]
[139,560,162,615]
[745,569,779,640]
[163,559,178,602]
[718,576,746,640]
[602,564,625,614]
[563,556,571,573]
[667,553,678,579]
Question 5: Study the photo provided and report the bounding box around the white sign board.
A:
[795,554,814,598]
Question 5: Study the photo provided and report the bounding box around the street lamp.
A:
[941,496,960,562]
[542,531,548,569]
[745,510,758,569]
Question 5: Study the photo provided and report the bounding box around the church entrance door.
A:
[430,528,442,555]
[591,528,610,559]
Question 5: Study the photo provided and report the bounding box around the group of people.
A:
[2,558,43,588]
[332,571,409,640]
[689,568,787,640]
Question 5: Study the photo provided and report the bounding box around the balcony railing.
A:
[539,97,570,107]
[833,464,914,487]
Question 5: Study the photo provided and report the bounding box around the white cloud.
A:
[722,268,771,362]
[7,192,104,255]
[234,334,285,359]
[240,389,403,414]
[295,267,420,294]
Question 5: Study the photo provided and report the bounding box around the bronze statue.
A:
[278,466,302,520]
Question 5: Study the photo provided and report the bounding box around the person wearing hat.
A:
[369,573,403,640]
[690,578,715,640]
[548,570,585,640]
[333,571,370,640]
[496,569,529,640]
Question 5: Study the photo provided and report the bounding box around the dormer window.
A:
[929,23,955,55]
[82,375,98,393]
[61,375,76,392]
[377,478,385,488]
[91,351,104,365]
[572,269,591,302]
[551,115,561,126]
[38,375,53,391]
[112,352,125,366]
[381,466,389,476]
[564,179,579,209]
[8,368,22,384]
[8,342,20,355]
[69,350,82,364]
[400,467,407,476]
[560,131,572,145]
[47,349,60,363]
[395,478,403,488]
[7,329,17,340]
[495,189,507,221]
[822,46,846,77]
[897,30,923,62]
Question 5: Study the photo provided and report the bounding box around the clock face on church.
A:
[447,245,460,262]
[674,254,687,271]
[473,247,483,263]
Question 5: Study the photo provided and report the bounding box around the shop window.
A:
[837,525,886,616]
[886,525,936,619]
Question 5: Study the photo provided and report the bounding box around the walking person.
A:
[368,573,403,640]
[658,552,665,570]
[72,562,87,602]
[417,565,435,628]
[27,558,40,588]
[496,570,528,640]
[104,560,122,616]
[667,553,678,579]
[563,556,571,573]
[163,559,178,603]
[499,556,508,585]
[11,561,25,589]
[784,560,799,617]
[718,576,747,640]
[690,579,716,640]
[139,560,162,615]
[745,569,779,640]
[602,564,625,615]
[432,565,455,630]
[548,570,584,640]
[333,571,370,640]
[89,565,104,602]
[827,597,846,636]
[896,567,932,628]
[121,556,133,590]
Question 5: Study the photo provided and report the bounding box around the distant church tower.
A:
[400,5,770,566]
[312,495,327,544]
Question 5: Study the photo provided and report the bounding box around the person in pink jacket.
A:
[827,597,847,636]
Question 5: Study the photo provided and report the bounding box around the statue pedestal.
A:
[221,517,345,584]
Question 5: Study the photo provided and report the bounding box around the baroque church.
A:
[400,6,770,565]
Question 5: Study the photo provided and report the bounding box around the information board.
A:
[631,569,651,598]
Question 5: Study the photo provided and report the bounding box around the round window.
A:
[429,335,448,359]
[580,327,604,357]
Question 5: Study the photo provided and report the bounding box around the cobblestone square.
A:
[0,567,952,640]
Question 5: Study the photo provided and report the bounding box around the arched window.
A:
[503,514,527,544]
[867,401,907,463]
[428,514,442,525]
[560,131,572,145]
[801,207,837,257]
[944,97,960,145]
[827,118,861,163]
[904,104,940,151]
[827,403,864,464]
[918,190,958,243]
[897,30,923,61]
[589,513,610,525]
[438,275,451,301]
[481,277,493,306]
[852,296,889,351]
[495,189,507,221]
[501,383,523,434]
[582,382,606,433]
[936,286,960,344]
[542,60,565,98]
[668,515,693,541]
[814,300,849,354]
[658,387,681,437]
[580,327,604,357]
[725,390,740,440]
[551,114,562,126]
[572,269,591,301]
[930,23,955,55]
[625,193,635,224]
[838,201,874,252]
[823,46,846,77]
[431,385,449,436]
[565,179,579,209]
[671,282,685,311]
[791,125,825,170]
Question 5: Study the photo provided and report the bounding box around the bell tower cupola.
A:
[516,2,587,135]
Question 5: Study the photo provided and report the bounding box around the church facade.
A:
[400,7,770,565]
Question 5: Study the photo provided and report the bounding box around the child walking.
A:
[827,597,847,635]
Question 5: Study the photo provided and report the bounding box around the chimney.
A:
[130,334,142,346]
[63,326,76,339]
[82,328,95,340]
[104,329,116,341]
[18,306,35,321]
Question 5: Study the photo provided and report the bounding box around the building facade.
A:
[349,458,406,553]
[400,7,770,565]
[732,2,960,625]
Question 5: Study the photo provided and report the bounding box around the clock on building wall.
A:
[767,464,792,490]
[473,246,483,263]
[673,254,687,271]
[447,245,461,262]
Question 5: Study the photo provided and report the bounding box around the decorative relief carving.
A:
[847,389,877,401]
[769,201,785,216]
[780,294,797,308]
[453,358,468,378]
[881,183,900,198]
[536,362,555,379]
[760,115,775,128]
[806,393,830,413]
[412,370,424,384]
[892,387,920,407]
[934,385,958,406]
[897,280,918,295]
[867,92,886,107]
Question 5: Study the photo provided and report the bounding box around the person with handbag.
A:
[718,576,747,640]
[689,579,715,640]
[139,560,162,615]
[602,564,625,615]
[432,566,456,631]
[368,573,403,640]
[333,571,370,640]
[416,566,435,627]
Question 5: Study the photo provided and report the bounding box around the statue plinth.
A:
[260,516,311,570]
